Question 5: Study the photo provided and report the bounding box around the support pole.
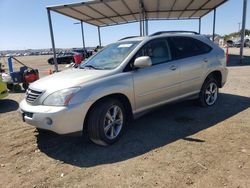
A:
[98,26,101,47]
[47,8,58,72]
[212,9,216,42]
[199,18,201,34]
[142,19,145,36]
[143,10,148,36]
[145,19,149,36]
[80,21,85,49]
[240,0,248,63]
[139,19,142,36]
[139,0,144,36]
[139,7,142,36]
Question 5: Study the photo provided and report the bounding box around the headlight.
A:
[43,87,80,106]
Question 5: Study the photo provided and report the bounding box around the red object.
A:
[226,46,229,66]
[73,53,84,64]
[24,70,39,83]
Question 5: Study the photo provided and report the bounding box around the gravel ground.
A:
[0,49,250,188]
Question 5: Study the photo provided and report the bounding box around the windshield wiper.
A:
[82,65,99,70]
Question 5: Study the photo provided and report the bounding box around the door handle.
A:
[169,65,177,71]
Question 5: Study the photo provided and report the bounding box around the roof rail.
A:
[119,36,140,41]
[150,31,199,36]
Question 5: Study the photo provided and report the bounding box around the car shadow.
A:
[0,99,19,113]
[227,54,250,67]
[36,93,250,167]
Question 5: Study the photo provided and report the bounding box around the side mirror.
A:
[134,56,152,69]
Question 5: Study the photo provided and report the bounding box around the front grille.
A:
[26,88,43,103]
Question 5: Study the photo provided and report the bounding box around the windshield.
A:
[80,41,140,70]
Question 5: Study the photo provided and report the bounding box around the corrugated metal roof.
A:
[48,0,228,27]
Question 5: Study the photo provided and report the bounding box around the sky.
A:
[0,0,249,50]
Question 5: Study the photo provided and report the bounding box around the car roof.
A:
[119,32,204,42]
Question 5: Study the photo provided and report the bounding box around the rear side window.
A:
[169,37,212,59]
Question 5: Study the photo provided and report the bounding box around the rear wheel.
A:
[198,77,219,107]
[87,98,126,146]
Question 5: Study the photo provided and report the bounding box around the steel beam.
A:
[81,21,86,49]
[47,8,58,72]
[139,0,143,36]
[142,19,145,36]
[98,26,102,47]
[212,9,216,42]
[240,0,248,63]
[199,18,201,34]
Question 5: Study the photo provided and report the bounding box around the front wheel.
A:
[87,98,126,146]
[198,77,219,107]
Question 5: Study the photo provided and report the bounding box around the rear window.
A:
[169,37,212,59]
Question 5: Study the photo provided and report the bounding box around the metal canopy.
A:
[48,0,228,27]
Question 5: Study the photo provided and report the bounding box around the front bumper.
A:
[19,99,92,134]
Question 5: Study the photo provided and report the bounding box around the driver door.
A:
[132,38,181,113]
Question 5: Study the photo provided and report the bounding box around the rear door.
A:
[169,36,212,95]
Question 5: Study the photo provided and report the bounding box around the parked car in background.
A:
[73,48,93,58]
[226,40,234,47]
[20,31,228,146]
[234,38,250,48]
[245,39,250,48]
[48,52,79,64]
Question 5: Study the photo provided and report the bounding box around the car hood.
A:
[29,68,112,92]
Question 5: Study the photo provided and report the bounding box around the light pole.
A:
[238,22,241,38]
[240,0,248,63]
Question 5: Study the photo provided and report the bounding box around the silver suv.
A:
[19,31,228,146]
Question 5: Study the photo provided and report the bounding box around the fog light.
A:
[46,118,53,125]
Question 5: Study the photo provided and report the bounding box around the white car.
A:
[20,31,228,146]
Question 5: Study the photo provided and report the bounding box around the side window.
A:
[135,39,172,66]
[194,38,212,54]
[170,37,212,59]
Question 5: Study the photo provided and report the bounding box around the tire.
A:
[7,83,14,91]
[87,98,126,146]
[13,84,22,92]
[48,59,54,65]
[22,83,29,90]
[198,77,219,107]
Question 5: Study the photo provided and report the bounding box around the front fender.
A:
[71,72,135,111]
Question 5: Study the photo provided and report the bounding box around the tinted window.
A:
[135,39,172,66]
[169,37,212,59]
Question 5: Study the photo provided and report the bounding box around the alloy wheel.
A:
[103,105,123,140]
[205,82,218,105]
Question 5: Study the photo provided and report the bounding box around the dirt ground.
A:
[0,49,250,188]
